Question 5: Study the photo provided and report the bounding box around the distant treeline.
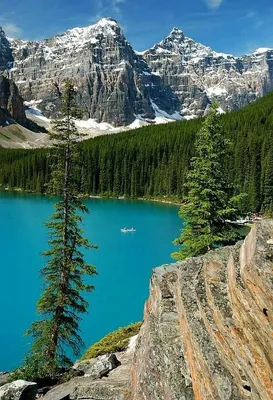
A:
[1,91,273,212]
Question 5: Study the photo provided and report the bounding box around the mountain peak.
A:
[253,47,273,55]
[63,17,121,42]
[0,26,6,37]
[168,27,185,40]
[97,17,118,24]
[94,17,119,28]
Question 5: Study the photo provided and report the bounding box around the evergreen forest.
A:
[1,91,273,212]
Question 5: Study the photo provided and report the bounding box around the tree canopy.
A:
[1,89,273,212]
[20,81,97,380]
[172,104,245,260]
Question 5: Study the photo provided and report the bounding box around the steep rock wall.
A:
[132,220,273,399]
[6,18,179,126]
[1,20,273,125]
[0,75,26,125]
[143,28,273,118]
[12,221,273,399]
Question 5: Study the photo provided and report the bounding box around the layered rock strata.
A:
[0,75,26,125]
[1,19,273,125]
[6,18,179,125]
[43,347,135,400]
[143,28,273,118]
[132,220,273,399]
[36,221,273,399]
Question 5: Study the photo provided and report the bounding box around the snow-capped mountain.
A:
[2,18,179,126]
[0,19,273,125]
[143,28,273,118]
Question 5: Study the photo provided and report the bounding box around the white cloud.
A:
[204,0,223,9]
[0,22,22,37]
[90,0,126,23]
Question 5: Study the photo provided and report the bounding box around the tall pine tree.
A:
[262,145,273,216]
[23,81,97,379]
[172,104,244,261]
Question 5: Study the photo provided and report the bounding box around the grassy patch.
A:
[0,130,11,140]
[81,322,142,360]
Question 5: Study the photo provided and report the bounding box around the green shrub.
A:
[9,353,59,382]
[81,322,142,360]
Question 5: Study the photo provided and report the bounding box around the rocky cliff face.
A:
[33,221,273,400]
[0,27,13,72]
[6,18,179,126]
[0,75,49,148]
[131,220,273,399]
[143,28,273,118]
[2,19,273,126]
[0,75,26,125]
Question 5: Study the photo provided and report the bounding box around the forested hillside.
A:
[0,91,273,212]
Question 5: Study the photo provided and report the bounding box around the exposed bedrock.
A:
[143,28,273,118]
[6,221,272,399]
[5,18,179,126]
[131,220,273,399]
[0,75,27,125]
[1,19,273,125]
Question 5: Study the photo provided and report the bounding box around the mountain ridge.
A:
[3,18,180,126]
[1,18,273,125]
[143,26,273,118]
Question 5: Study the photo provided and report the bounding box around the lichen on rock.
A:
[15,221,273,399]
[132,220,273,399]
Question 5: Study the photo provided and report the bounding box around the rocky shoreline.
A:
[1,220,273,399]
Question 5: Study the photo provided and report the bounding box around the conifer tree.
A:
[262,146,273,216]
[24,81,97,379]
[172,104,244,261]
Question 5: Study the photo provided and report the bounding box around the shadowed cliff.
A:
[0,75,26,125]
[0,75,49,148]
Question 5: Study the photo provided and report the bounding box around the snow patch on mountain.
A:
[151,100,182,120]
[24,101,50,122]
[217,106,225,114]
[143,26,273,118]
[205,86,228,96]
[74,118,119,132]
[253,47,273,54]
[24,100,182,138]
[9,18,121,61]
[3,18,273,127]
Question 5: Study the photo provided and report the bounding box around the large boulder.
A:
[0,373,9,388]
[0,380,37,400]
[75,354,120,378]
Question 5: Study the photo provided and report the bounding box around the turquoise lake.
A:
[0,192,181,371]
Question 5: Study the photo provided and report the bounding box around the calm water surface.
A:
[0,192,181,371]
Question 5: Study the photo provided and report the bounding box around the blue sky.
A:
[1,0,273,55]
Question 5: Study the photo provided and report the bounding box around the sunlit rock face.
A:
[4,18,179,126]
[13,221,273,399]
[1,19,273,125]
[143,28,273,118]
[132,220,273,399]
